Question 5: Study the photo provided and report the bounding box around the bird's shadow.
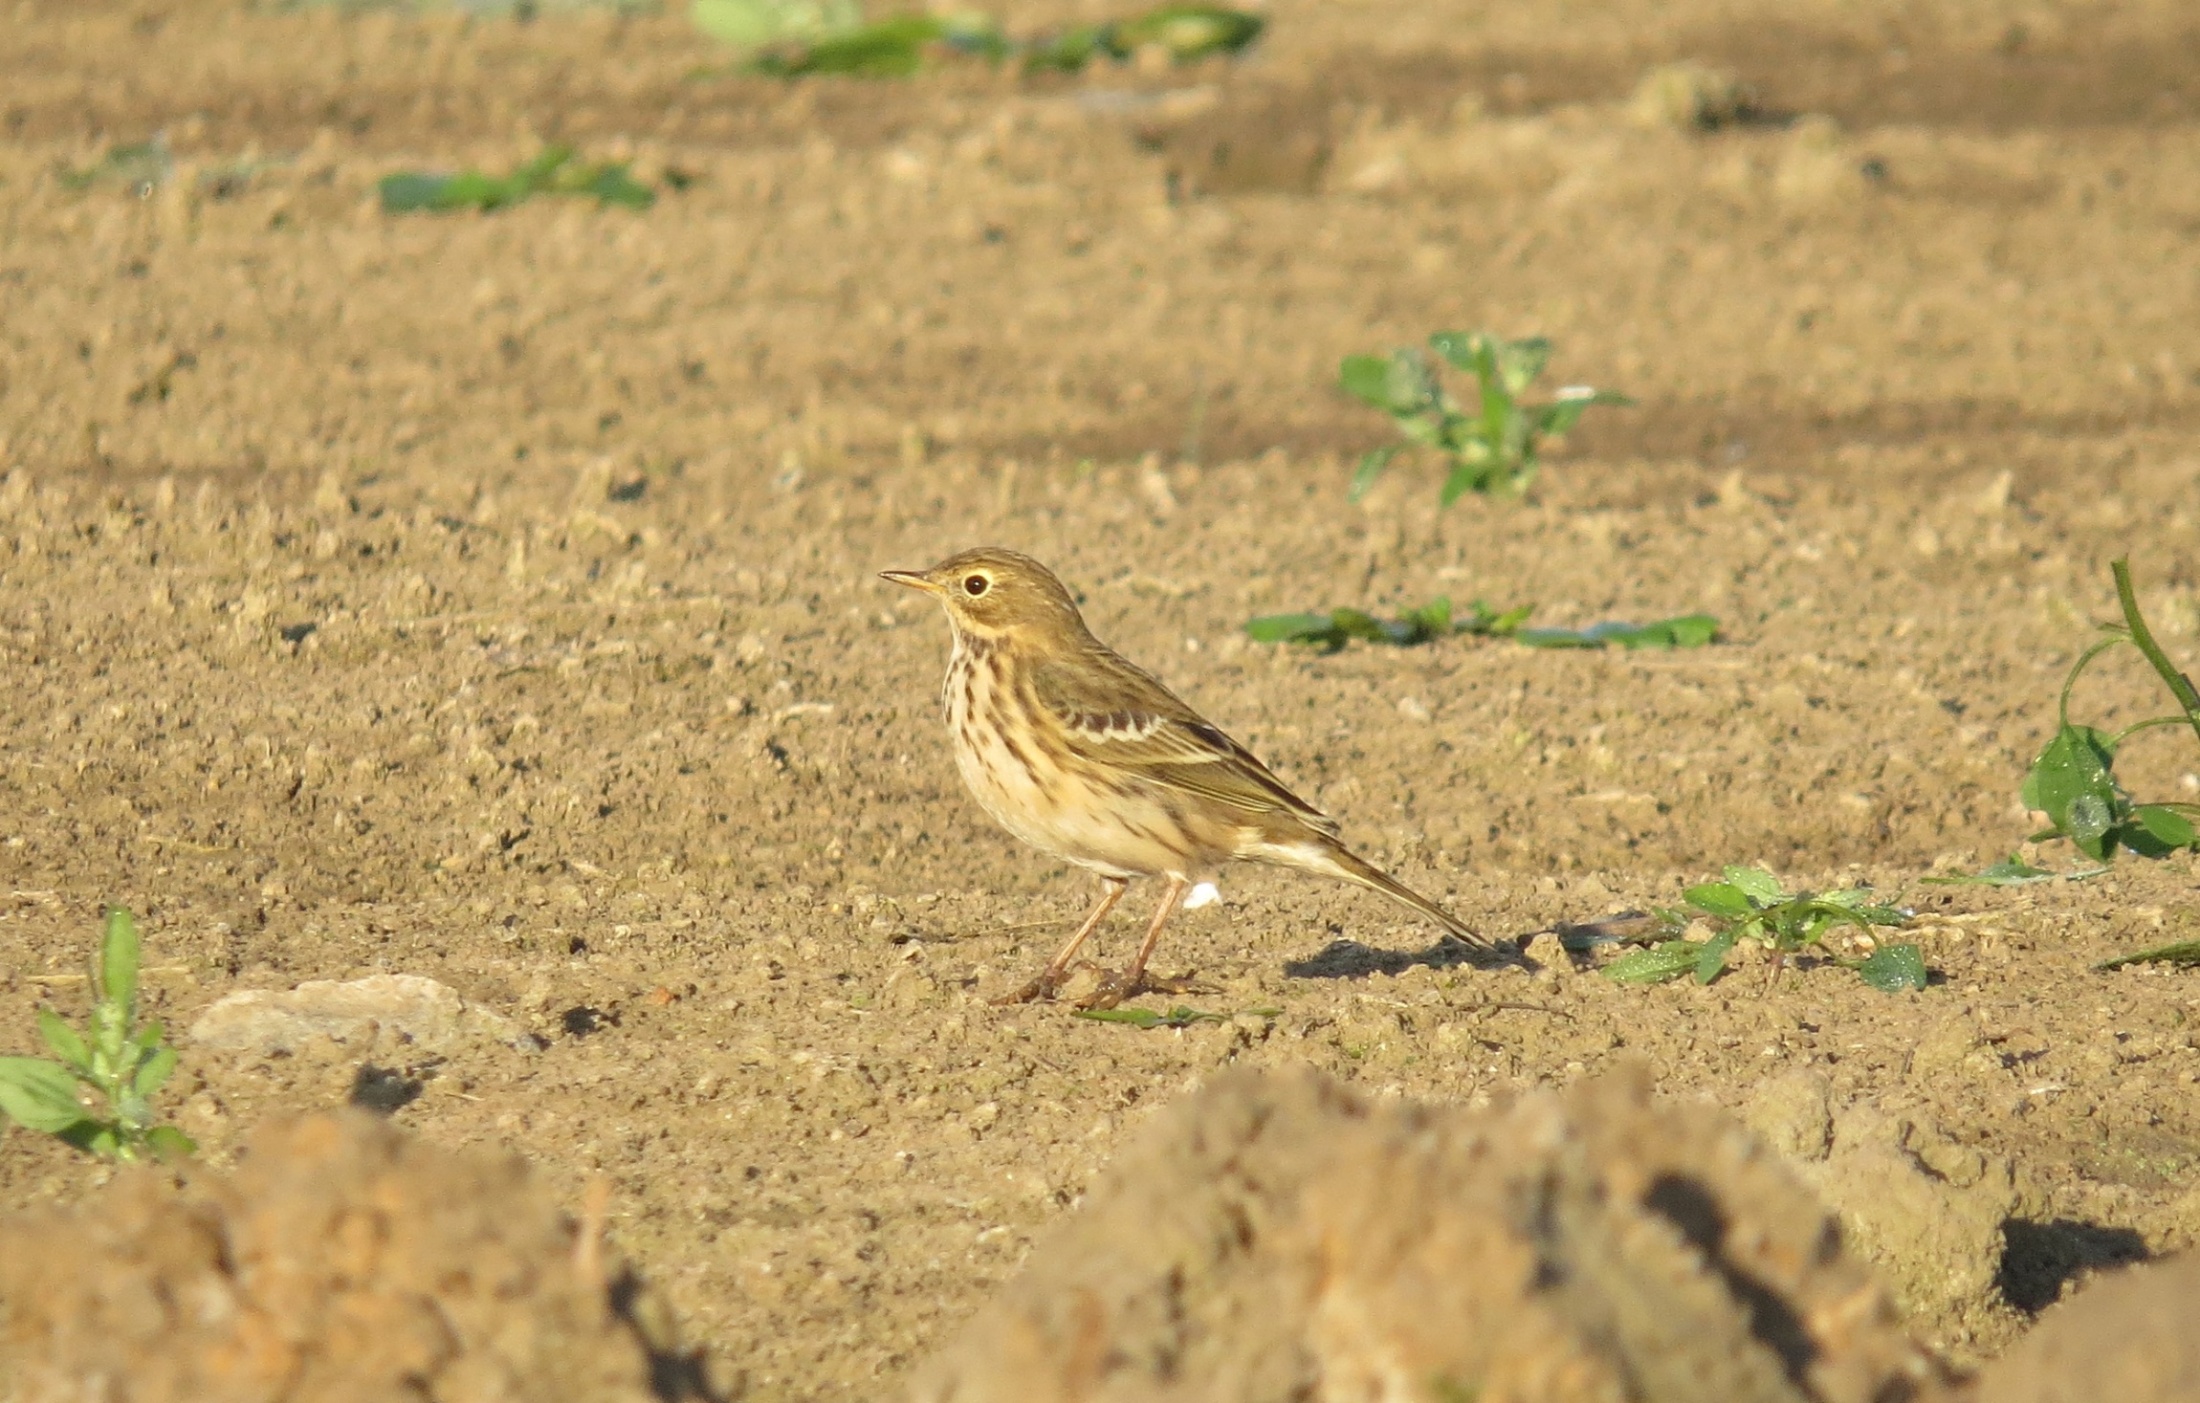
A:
[1284,935,1520,980]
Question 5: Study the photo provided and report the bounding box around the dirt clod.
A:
[908,1066,1955,1403]
[1972,1252,2200,1403]
[0,1112,680,1403]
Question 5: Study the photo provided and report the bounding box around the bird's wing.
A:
[1030,650,1339,835]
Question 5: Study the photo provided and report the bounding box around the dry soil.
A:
[3,0,2200,1397]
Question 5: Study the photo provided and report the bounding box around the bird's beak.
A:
[878,569,940,594]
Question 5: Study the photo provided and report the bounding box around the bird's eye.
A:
[963,574,989,597]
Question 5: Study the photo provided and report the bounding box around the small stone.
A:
[189,974,525,1057]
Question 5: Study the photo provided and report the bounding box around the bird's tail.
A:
[1252,836,1490,951]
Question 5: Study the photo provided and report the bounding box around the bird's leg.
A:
[1081,874,1191,1011]
[995,876,1130,1005]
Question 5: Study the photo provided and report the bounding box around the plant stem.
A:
[2060,635,2128,730]
[2112,558,2200,747]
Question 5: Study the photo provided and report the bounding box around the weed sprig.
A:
[1602,866,1924,992]
[1245,597,1715,653]
[0,908,195,1162]
[716,4,1262,78]
[1342,332,1628,503]
[379,146,661,215]
[2023,559,2200,862]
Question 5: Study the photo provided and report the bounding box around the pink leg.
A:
[1080,875,1191,1011]
[996,877,1130,1005]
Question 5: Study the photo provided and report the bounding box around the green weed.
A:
[379,146,659,215]
[1341,332,1629,503]
[1601,866,1924,992]
[1921,853,2107,886]
[691,0,861,50]
[1245,598,1715,653]
[2022,559,2200,862]
[2097,940,2200,973]
[0,908,196,1163]
[723,4,1261,78]
[1513,615,1718,650]
[1245,597,1531,651]
[57,137,173,197]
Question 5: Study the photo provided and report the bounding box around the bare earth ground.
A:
[3,0,2200,1395]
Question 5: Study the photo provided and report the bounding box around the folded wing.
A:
[1031,652,1341,838]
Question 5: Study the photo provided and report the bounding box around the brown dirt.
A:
[0,1110,697,1403]
[2,0,2200,1396]
[912,1064,1958,1403]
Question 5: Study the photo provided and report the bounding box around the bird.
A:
[880,547,1487,1009]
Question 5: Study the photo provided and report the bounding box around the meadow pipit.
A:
[882,547,1487,1009]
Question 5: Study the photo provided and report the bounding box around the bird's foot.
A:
[993,958,1104,1005]
[993,969,1063,1005]
[1074,968,1197,1011]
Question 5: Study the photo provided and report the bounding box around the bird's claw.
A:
[993,971,1062,1005]
[1074,968,1196,1010]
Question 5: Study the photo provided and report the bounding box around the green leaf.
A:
[1339,354,1396,407]
[2097,939,2200,972]
[2022,724,2123,857]
[1398,598,1452,641]
[1075,1004,1224,1029]
[576,165,655,210]
[1693,928,1739,984]
[377,172,453,213]
[1684,882,1754,918]
[60,1122,121,1158]
[101,907,140,1015]
[1514,626,1597,649]
[1602,940,1702,984]
[133,1045,178,1099]
[37,1010,91,1071]
[1245,612,1336,645]
[1494,337,1551,395]
[1427,330,1489,375]
[1328,608,1387,642]
[1633,614,1720,648]
[1722,866,1785,904]
[0,1057,91,1134]
[1111,6,1264,62]
[1856,944,1928,992]
[2128,804,2198,851]
[1439,460,1492,505]
[1348,445,1398,501]
[1076,1006,1163,1027]
[144,1125,197,1161]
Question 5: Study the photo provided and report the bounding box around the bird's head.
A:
[880,547,1090,645]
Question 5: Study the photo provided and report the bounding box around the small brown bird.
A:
[882,547,1486,1008]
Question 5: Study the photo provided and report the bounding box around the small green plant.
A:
[725,4,1261,78]
[2097,939,2200,972]
[2021,559,2200,862]
[1245,598,1715,653]
[379,146,659,215]
[1602,866,1924,992]
[1513,614,1719,650]
[0,908,195,1162]
[1246,597,1532,650]
[1341,332,1629,503]
[691,0,862,49]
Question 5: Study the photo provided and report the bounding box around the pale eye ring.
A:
[963,574,989,597]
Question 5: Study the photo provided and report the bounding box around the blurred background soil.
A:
[2,0,2199,1397]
